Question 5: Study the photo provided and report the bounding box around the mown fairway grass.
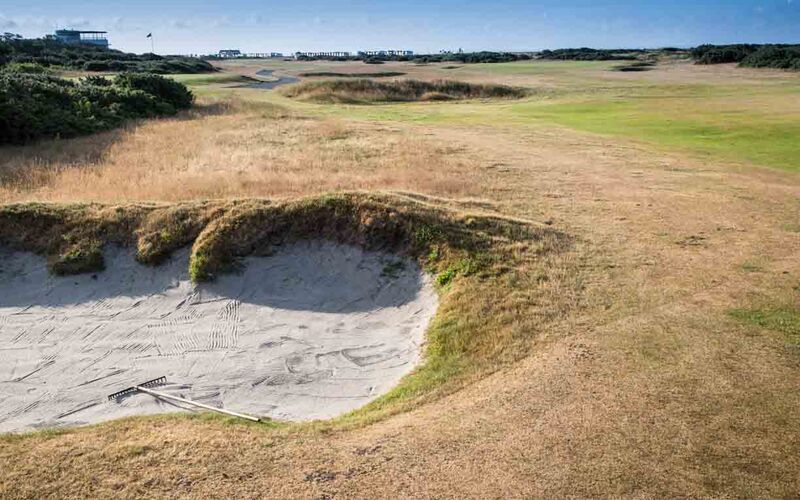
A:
[169,73,252,86]
[227,58,800,171]
[510,97,800,171]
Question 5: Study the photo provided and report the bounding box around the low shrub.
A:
[0,70,194,145]
[538,48,640,61]
[741,46,800,70]
[0,62,53,74]
[0,36,215,74]
[691,44,800,70]
[114,72,193,109]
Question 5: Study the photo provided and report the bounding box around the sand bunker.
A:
[0,241,437,432]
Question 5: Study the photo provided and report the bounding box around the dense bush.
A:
[0,69,194,145]
[538,48,640,61]
[0,37,215,74]
[113,72,193,109]
[691,44,800,69]
[410,52,531,64]
[741,46,800,70]
[691,44,759,64]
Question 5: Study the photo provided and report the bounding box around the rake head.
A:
[107,376,167,401]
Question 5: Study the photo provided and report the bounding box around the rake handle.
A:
[136,386,261,422]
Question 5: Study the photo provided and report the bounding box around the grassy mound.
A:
[0,70,193,145]
[0,192,574,417]
[282,79,529,104]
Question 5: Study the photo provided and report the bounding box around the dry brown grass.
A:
[281,79,528,103]
[0,98,480,204]
[2,62,800,498]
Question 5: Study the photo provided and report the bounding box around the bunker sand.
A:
[0,241,437,432]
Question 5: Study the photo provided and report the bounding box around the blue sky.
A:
[1,1,798,55]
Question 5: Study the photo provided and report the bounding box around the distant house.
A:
[54,30,109,48]
[218,49,242,58]
[358,50,414,57]
[294,51,352,59]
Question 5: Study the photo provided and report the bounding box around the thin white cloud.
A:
[0,15,18,30]
[169,19,193,30]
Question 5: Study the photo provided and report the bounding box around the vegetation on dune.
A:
[0,68,193,145]
[538,47,642,61]
[0,193,574,416]
[0,34,214,74]
[411,51,531,64]
[282,79,528,103]
[692,44,800,70]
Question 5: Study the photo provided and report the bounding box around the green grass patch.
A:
[511,98,800,171]
[730,307,800,345]
[170,73,251,87]
[470,60,614,75]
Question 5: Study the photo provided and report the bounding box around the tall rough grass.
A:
[281,79,528,103]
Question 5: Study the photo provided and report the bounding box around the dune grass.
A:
[282,79,528,104]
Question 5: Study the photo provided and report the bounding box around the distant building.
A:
[54,30,109,48]
[216,50,284,59]
[294,51,352,59]
[218,49,242,58]
[358,50,414,57]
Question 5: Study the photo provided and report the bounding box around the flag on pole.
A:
[146,33,152,38]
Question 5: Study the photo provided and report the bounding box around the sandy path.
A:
[0,241,436,432]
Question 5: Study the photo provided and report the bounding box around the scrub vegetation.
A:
[0,68,193,145]
[692,43,800,70]
[0,35,214,74]
[282,79,528,103]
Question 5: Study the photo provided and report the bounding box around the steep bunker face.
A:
[0,241,437,432]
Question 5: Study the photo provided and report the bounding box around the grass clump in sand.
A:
[281,79,529,104]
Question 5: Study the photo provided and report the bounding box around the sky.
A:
[0,0,798,55]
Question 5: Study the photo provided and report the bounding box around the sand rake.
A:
[108,376,260,422]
